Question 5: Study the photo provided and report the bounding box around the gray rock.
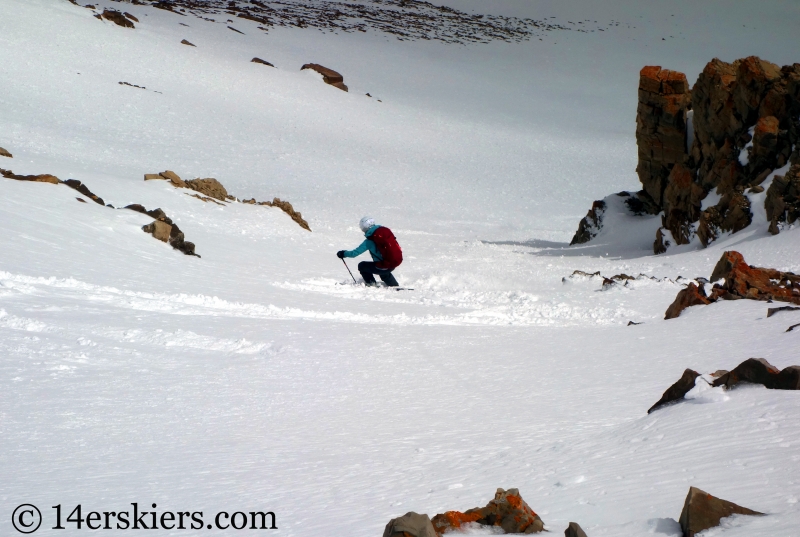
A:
[383,512,436,537]
[565,521,588,537]
[679,486,762,537]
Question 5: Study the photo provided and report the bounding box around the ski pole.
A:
[342,258,357,284]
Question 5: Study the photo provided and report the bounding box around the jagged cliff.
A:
[571,56,800,252]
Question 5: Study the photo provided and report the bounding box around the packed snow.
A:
[1,1,799,536]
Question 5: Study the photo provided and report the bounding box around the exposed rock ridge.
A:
[113,0,580,45]
[145,170,311,231]
[3,167,201,256]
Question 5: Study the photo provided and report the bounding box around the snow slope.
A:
[1,1,799,536]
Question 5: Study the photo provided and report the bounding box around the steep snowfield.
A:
[1,1,799,536]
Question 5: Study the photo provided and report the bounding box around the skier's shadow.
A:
[481,239,654,260]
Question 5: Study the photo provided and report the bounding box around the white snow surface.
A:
[1,1,799,536]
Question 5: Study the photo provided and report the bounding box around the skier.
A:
[337,217,403,287]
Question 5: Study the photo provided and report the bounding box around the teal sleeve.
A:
[343,239,382,260]
[343,240,370,258]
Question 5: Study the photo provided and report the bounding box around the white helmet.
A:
[359,216,375,232]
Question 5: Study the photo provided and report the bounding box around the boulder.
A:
[123,12,139,23]
[664,283,710,319]
[712,358,800,390]
[251,57,275,67]
[144,173,164,181]
[647,369,700,413]
[143,220,172,242]
[678,486,762,537]
[382,512,437,537]
[185,178,228,201]
[181,39,196,47]
[564,522,588,537]
[0,147,11,158]
[101,9,135,28]
[432,488,544,535]
[709,251,800,304]
[301,63,349,91]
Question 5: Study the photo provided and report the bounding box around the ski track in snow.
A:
[1,270,644,327]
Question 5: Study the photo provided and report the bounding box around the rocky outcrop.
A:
[101,9,134,28]
[647,369,700,413]
[571,56,800,251]
[382,512,437,537]
[679,487,762,537]
[570,200,605,245]
[635,66,692,207]
[185,178,228,201]
[301,63,348,91]
[431,488,544,535]
[126,204,199,257]
[665,251,800,318]
[251,57,274,67]
[564,522,588,537]
[0,147,11,158]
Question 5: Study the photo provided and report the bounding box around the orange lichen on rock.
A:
[431,488,543,536]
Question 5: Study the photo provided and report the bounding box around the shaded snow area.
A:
[1,1,800,536]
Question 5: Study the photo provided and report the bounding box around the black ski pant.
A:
[358,261,399,287]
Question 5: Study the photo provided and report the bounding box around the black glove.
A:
[337,250,345,259]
